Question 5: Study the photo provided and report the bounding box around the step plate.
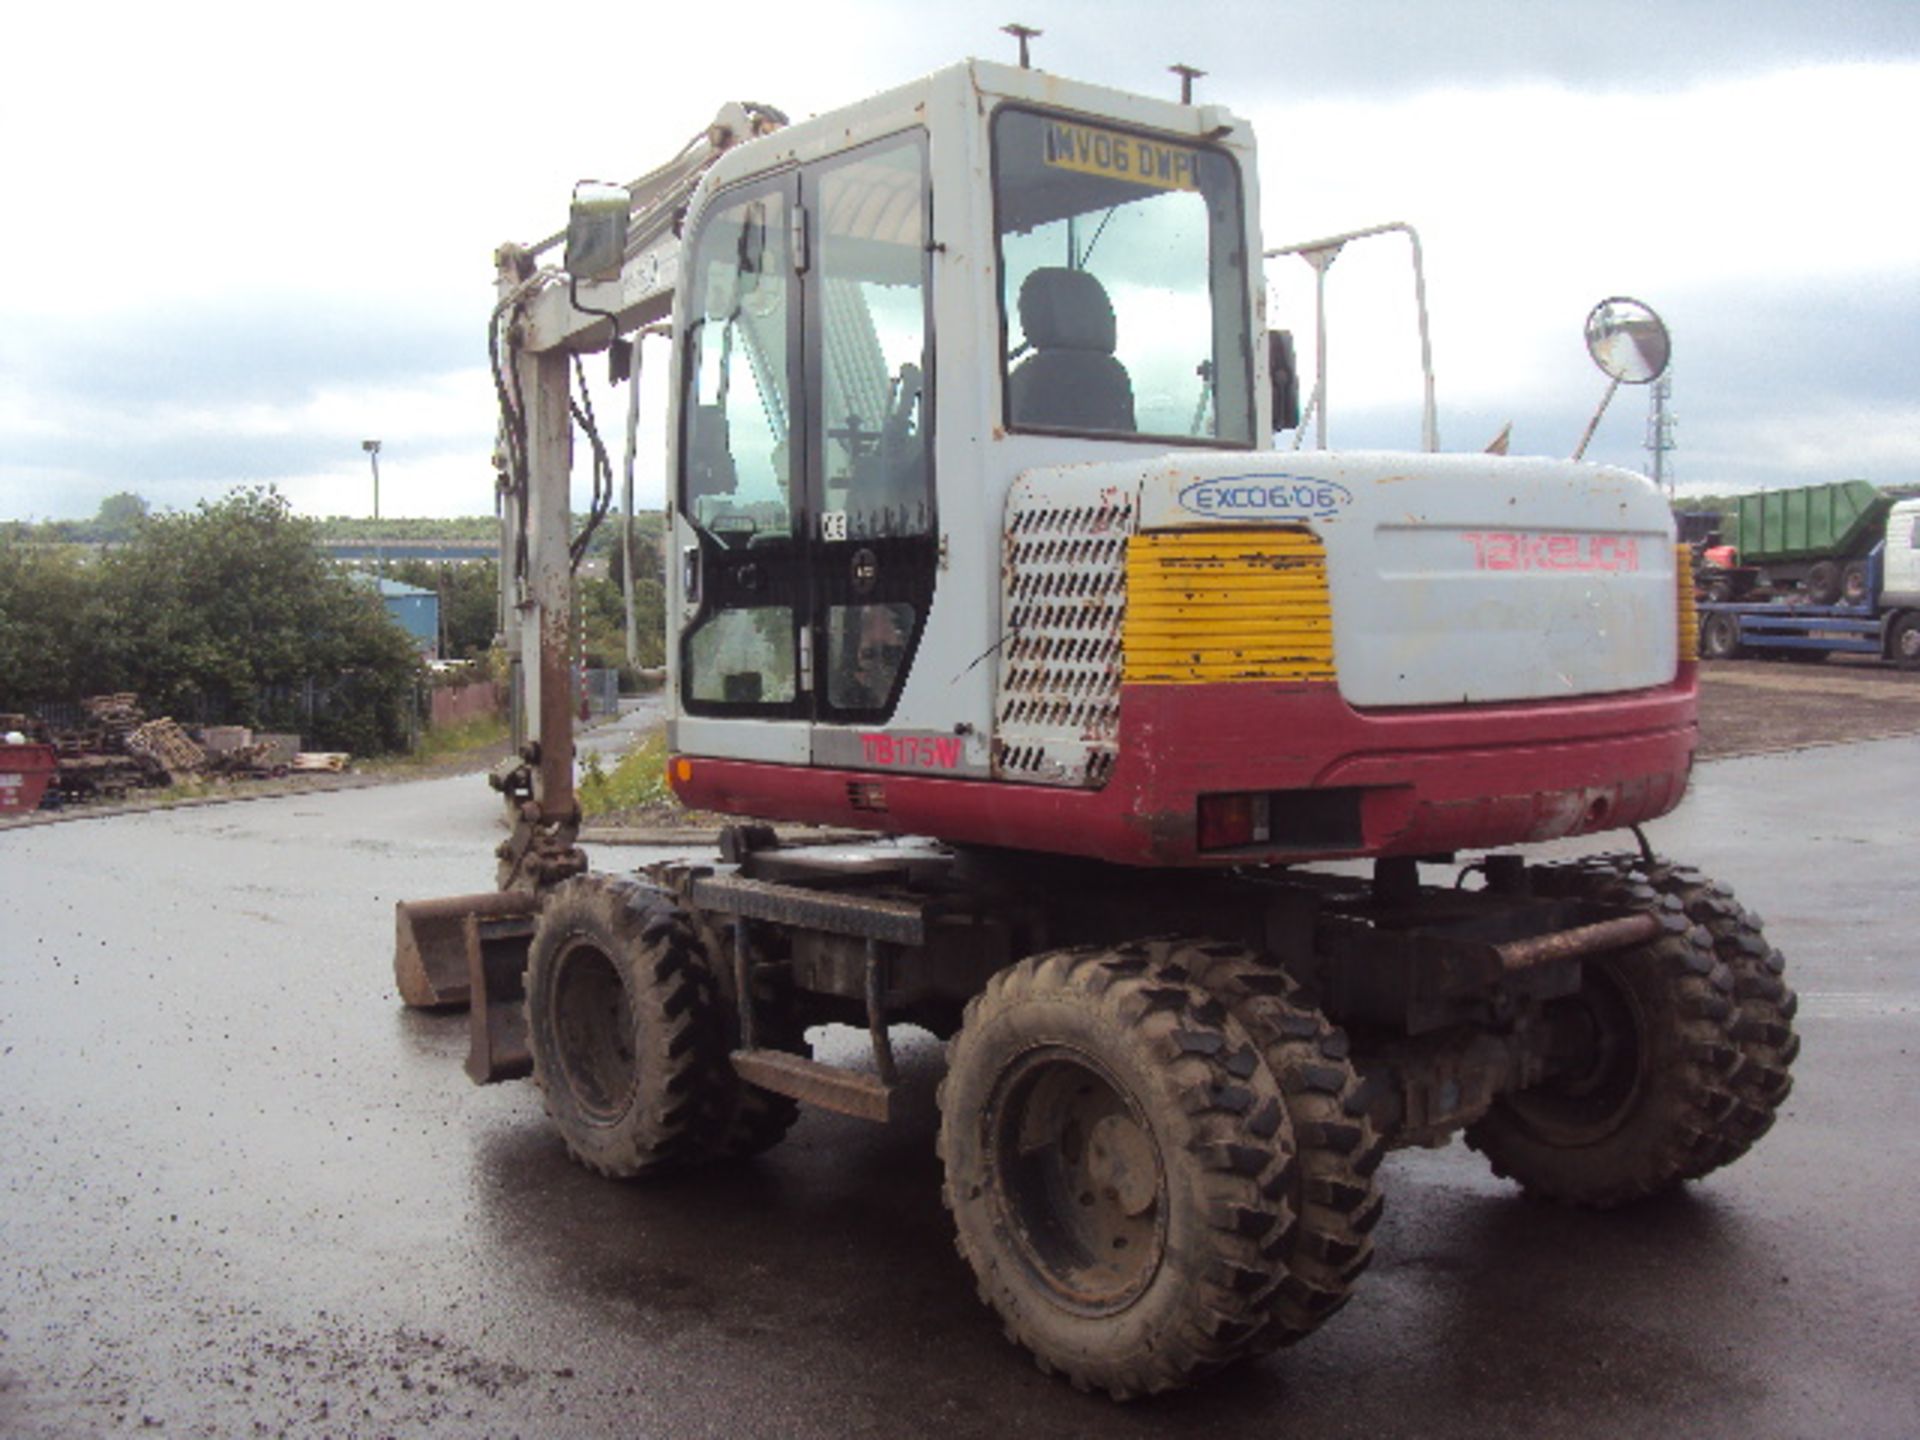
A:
[732,1049,892,1123]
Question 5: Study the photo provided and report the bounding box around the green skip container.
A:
[1732,480,1891,564]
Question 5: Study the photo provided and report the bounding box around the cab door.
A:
[678,176,808,721]
[804,134,937,725]
[676,135,934,738]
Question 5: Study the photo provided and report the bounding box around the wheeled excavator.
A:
[395,53,1799,1399]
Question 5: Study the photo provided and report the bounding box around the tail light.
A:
[1197,792,1271,850]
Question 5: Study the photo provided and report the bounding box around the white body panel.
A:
[658,60,1674,768]
[1121,449,1678,705]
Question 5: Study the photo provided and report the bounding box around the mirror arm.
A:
[1572,375,1621,461]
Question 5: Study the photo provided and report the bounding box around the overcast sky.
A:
[2,0,1915,520]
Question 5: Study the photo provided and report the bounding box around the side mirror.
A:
[1572,296,1670,460]
[1268,330,1301,432]
[565,181,632,284]
[1584,297,1670,385]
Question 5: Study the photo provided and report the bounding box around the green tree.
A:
[93,487,422,753]
[91,491,150,543]
[0,541,111,709]
[578,573,664,676]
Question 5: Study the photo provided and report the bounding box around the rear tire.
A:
[1805,560,1842,605]
[1466,869,1744,1208]
[1160,939,1384,1350]
[1841,560,1870,605]
[1698,610,1743,660]
[939,946,1296,1399]
[1541,856,1799,1170]
[525,875,729,1177]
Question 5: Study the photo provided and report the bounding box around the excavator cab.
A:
[663,64,1273,799]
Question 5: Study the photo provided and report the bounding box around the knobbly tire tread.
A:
[690,910,810,1160]
[1459,856,1789,1205]
[1466,859,1757,1207]
[937,945,1298,1399]
[1153,938,1384,1350]
[1541,855,1799,1171]
[524,874,732,1177]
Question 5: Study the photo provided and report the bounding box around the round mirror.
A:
[1584,297,1670,385]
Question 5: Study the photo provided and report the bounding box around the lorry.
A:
[1697,494,1920,666]
[394,50,1799,1399]
[1697,478,1896,605]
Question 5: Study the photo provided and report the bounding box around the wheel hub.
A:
[1511,966,1645,1144]
[552,940,636,1119]
[989,1046,1166,1314]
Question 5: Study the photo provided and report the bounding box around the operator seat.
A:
[1008,268,1136,433]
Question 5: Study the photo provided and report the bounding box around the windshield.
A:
[993,108,1252,445]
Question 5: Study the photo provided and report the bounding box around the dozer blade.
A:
[394,891,541,1009]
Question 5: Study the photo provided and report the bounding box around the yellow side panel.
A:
[1124,529,1336,684]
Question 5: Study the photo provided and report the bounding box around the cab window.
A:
[993,108,1253,445]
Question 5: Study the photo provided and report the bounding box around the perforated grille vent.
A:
[994,497,1136,787]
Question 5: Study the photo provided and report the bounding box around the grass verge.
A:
[579,727,674,819]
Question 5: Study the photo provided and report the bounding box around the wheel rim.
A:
[987,1045,1166,1315]
[1702,615,1736,658]
[551,939,636,1119]
[1506,966,1646,1145]
[1900,624,1920,661]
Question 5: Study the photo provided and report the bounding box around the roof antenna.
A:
[1171,63,1205,104]
[1003,22,1041,69]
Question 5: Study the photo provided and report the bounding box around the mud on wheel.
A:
[938,946,1297,1399]
[1534,855,1799,1170]
[1466,857,1788,1207]
[525,874,732,1177]
[1157,939,1384,1350]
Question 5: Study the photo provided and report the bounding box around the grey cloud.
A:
[19,293,475,410]
[1016,0,1920,100]
[1327,276,1920,486]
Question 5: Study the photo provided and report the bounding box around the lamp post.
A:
[362,439,382,519]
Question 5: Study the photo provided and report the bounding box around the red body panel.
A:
[672,665,1699,867]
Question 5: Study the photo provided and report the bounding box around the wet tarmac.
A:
[2,737,1916,1437]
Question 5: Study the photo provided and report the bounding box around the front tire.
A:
[525,875,730,1177]
[938,947,1296,1399]
[1889,612,1920,670]
[692,910,809,1159]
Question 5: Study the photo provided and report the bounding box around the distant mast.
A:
[1646,372,1675,498]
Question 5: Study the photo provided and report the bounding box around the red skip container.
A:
[0,742,58,814]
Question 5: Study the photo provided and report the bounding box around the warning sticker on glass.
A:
[1040,120,1200,192]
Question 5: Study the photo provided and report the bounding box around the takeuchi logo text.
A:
[1466,532,1641,572]
[1176,474,1354,521]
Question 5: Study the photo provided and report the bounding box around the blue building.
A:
[353,574,441,657]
